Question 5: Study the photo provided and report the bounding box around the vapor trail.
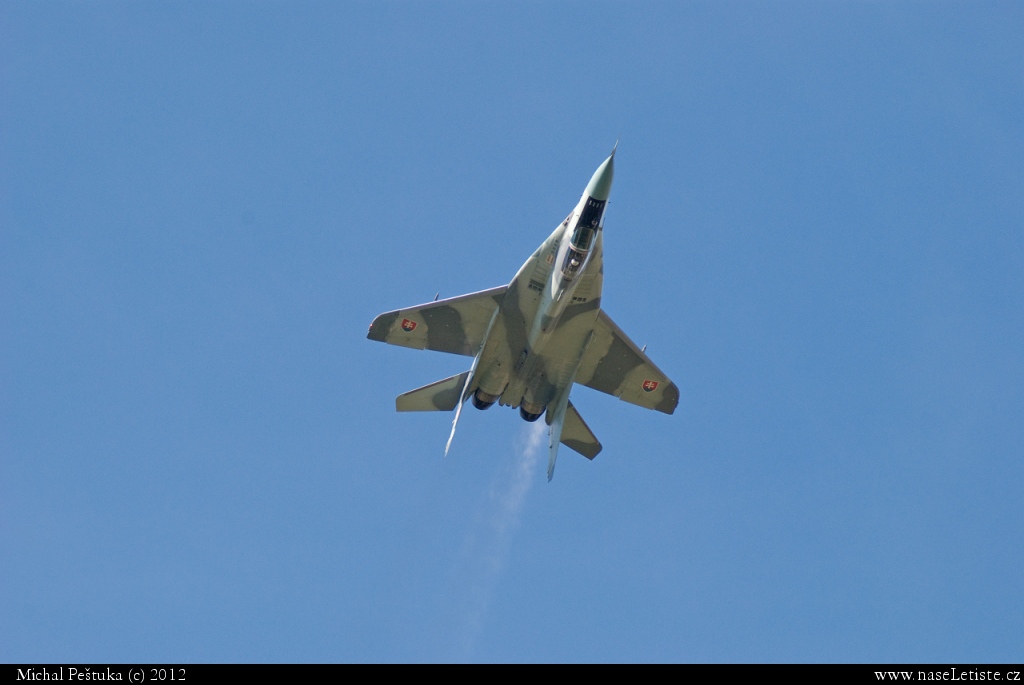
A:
[450,421,545,660]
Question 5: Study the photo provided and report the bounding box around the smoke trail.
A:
[449,421,545,661]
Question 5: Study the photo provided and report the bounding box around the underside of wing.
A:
[576,310,679,414]
[367,286,507,357]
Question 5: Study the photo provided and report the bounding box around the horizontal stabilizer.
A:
[561,401,602,459]
[396,372,469,412]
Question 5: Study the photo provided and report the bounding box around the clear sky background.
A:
[2,1,1022,664]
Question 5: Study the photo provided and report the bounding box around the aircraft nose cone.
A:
[584,153,615,201]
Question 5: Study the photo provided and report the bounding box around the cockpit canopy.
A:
[570,196,606,253]
[562,196,606,279]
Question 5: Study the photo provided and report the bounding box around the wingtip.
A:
[367,310,401,342]
[656,381,681,415]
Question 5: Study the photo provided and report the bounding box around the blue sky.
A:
[2,1,1021,663]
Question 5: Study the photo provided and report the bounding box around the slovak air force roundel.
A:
[401,318,417,332]
[642,379,659,392]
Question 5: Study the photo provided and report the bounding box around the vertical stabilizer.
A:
[547,396,569,481]
[444,306,502,457]
[444,368,475,457]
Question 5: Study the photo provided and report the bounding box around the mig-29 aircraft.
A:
[367,147,678,480]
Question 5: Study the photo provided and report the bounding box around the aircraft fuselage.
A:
[471,155,613,420]
[366,147,677,480]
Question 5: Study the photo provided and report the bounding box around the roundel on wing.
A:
[642,379,659,392]
[401,318,417,332]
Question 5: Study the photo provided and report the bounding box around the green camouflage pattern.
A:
[367,149,678,476]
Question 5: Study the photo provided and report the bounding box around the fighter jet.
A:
[367,148,678,480]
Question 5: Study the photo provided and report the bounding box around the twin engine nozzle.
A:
[471,387,545,422]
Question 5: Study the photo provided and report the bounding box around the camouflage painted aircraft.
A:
[367,147,678,480]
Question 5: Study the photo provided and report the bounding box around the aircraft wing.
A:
[576,310,680,414]
[367,286,507,357]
